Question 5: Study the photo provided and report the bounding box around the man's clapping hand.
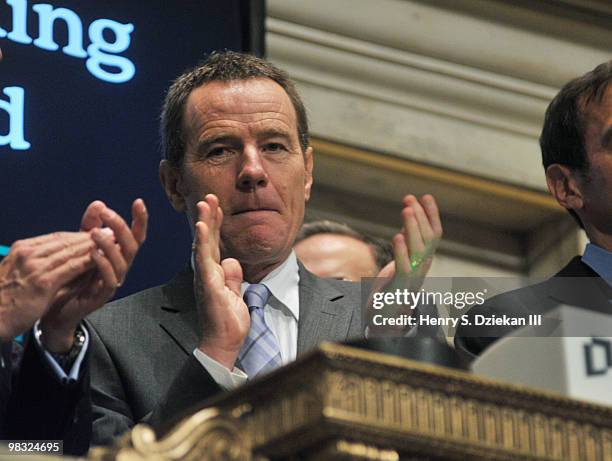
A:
[0,200,148,351]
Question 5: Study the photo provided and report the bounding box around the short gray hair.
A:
[161,50,309,166]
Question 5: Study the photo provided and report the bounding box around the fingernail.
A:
[100,228,115,237]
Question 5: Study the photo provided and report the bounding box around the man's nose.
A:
[236,146,269,191]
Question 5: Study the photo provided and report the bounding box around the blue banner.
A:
[0,0,250,296]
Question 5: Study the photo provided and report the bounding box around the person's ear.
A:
[545,164,584,212]
[159,160,187,212]
[303,146,314,201]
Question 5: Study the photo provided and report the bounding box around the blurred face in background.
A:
[294,233,379,281]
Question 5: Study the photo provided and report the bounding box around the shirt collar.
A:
[241,251,300,321]
[581,243,612,283]
[190,249,300,321]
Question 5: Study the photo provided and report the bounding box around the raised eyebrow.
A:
[257,129,292,142]
[196,135,241,151]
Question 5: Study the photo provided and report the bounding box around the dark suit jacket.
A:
[454,256,612,361]
[0,341,12,434]
[0,337,91,455]
[86,264,365,446]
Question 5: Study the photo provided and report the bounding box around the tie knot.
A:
[243,284,270,312]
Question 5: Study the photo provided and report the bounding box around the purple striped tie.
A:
[237,284,282,378]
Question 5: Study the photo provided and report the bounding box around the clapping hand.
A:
[193,194,249,370]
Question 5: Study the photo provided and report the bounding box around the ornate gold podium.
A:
[91,342,612,461]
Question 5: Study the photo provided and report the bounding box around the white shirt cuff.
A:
[33,320,89,383]
[192,348,248,390]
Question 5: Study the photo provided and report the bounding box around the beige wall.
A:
[268,0,610,278]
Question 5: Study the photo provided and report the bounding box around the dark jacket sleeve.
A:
[148,355,224,437]
[453,285,551,361]
[0,341,12,437]
[5,336,92,456]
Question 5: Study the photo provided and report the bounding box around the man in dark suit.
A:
[0,199,147,454]
[86,51,443,445]
[455,60,612,360]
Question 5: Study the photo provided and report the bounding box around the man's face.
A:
[576,85,612,236]
[162,78,313,273]
[294,233,379,281]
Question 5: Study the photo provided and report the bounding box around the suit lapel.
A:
[158,268,200,356]
[545,257,612,313]
[297,263,355,355]
[158,263,358,357]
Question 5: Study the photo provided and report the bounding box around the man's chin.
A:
[224,231,285,259]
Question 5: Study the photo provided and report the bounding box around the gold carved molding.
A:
[91,343,612,460]
[209,342,612,460]
[313,440,400,461]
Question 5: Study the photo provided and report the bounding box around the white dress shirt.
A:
[193,251,300,389]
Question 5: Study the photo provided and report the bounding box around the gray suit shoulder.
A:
[324,277,365,295]
[87,269,194,326]
[87,283,167,326]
